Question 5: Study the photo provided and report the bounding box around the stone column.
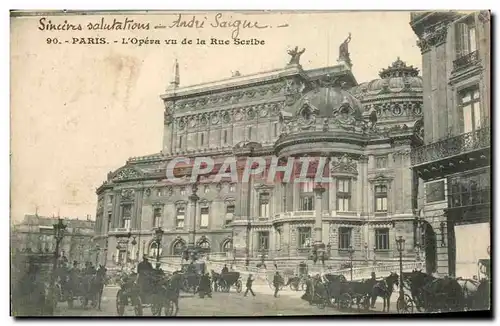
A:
[188,187,199,247]
[313,185,325,245]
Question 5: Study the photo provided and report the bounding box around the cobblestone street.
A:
[54,285,402,316]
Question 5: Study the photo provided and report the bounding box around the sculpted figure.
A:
[339,33,352,61]
[287,46,306,65]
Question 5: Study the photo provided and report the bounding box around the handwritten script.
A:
[38,13,284,39]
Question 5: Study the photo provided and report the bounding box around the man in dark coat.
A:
[244,274,256,297]
[199,273,212,298]
[273,271,282,298]
[221,264,229,274]
[137,255,153,294]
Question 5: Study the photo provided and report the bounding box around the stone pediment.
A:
[112,166,145,182]
[330,154,358,175]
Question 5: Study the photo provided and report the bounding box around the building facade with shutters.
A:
[11,214,96,264]
[410,11,491,278]
[95,44,425,269]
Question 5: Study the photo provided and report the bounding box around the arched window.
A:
[149,242,162,259]
[221,239,232,253]
[172,239,185,256]
[198,240,211,253]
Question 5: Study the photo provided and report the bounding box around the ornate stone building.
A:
[410,11,491,278]
[11,214,96,263]
[95,42,424,269]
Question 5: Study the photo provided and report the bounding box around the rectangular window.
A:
[153,207,162,228]
[229,184,236,192]
[375,228,390,250]
[375,156,388,169]
[225,204,235,225]
[248,127,253,140]
[180,187,186,196]
[258,231,269,250]
[456,21,477,57]
[157,188,162,197]
[121,204,132,228]
[301,178,315,193]
[337,179,351,212]
[259,193,270,218]
[273,123,279,137]
[459,87,481,133]
[200,206,209,228]
[338,227,352,250]
[375,185,388,212]
[300,196,314,211]
[449,168,491,208]
[223,130,228,144]
[176,206,185,228]
[298,227,312,248]
[425,180,446,203]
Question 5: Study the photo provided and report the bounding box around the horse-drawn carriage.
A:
[284,262,309,291]
[178,262,206,293]
[115,271,180,316]
[216,271,243,293]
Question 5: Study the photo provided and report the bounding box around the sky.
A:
[10,11,422,222]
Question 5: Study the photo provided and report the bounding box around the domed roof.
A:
[351,58,422,97]
[292,85,364,119]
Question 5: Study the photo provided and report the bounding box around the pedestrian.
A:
[244,273,256,297]
[273,271,282,298]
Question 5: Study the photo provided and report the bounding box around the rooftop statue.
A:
[287,46,306,65]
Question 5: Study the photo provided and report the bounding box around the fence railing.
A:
[411,126,490,166]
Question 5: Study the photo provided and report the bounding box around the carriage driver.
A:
[221,264,229,274]
[136,255,153,294]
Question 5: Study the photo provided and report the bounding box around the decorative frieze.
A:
[113,167,143,181]
[416,23,449,53]
[120,189,135,202]
[330,154,358,175]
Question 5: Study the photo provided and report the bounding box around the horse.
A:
[89,265,107,310]
[408,270,464,312]
[163,273,183,316]
[370,272,399,312]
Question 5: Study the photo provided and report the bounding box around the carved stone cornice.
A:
[478,10,490,24]
[416,23,449,53]
[112,167,144,182]
[120,189,135,202]
[330,154,358,175]
[152,202,165,207]
[368,174,394,185]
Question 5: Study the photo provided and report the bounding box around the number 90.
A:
[46,38,60,44]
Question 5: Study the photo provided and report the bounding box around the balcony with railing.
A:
[411,126,490,167]
[453,50,480,72]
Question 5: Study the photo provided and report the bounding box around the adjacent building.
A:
[95,39,425,269]
[11,214,97,264]
[410,11,491,277]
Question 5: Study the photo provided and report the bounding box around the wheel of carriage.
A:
[235,280,243,293]
[361,296,371,310]
[150,294,163,316]
[317,298,327,310]
[220,280,230,293]
[163,299,176,316]
[116,289,126,316]
[339,293,352,309]
[396,294,414,314]
[133,295,143,316]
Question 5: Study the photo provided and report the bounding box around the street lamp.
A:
[396,236,406,312]
[50,218,66,312]
[348,245,355,281]
[130,236,137,264]
[154,227,164,263]
[94,244,101,265]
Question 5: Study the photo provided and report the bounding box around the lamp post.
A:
[373,246,377,266]
[154,227,164,264]
[50,218,67,313]
[396,236,406,312]
[130,236,137,265]
[94,244,100,266]
[126,231,132,265]
[348,245,355,281]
